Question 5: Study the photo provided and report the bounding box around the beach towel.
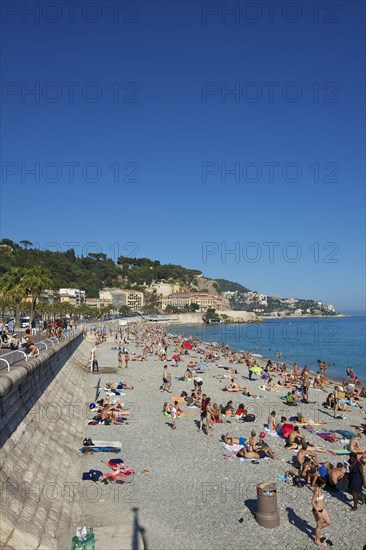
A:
[241,394,259,399]
[238,456,271,462]
[316,432,339,443]
[81,440,122,453]
[108,458,124,469]
[329,450,350,455]
[335,430,356,439]
[264,428,280,437]
[223,443,245,453]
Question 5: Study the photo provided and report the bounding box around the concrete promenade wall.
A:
[0,332,84,448]
[0,336,93,550]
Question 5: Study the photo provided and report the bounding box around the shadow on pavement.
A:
[132,507,148,550]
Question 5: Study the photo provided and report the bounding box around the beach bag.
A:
[242,414,255,422]
[82,469,103,482]
[293,476,306,487]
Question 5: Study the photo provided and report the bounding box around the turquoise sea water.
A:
[171,316,366,385]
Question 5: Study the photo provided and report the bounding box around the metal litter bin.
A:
[71,531,95,550]
[256,481,280,528]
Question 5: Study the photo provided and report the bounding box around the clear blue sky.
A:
[1,1,365,312]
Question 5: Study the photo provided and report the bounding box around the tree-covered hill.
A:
[215,279,252,294]
[0,240,203,297]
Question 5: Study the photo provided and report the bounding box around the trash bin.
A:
[256,481,280,528]
[71,531,95,550]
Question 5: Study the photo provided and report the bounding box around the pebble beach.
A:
[80,323,366,550]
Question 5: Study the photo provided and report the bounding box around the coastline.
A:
[168,316,366,386]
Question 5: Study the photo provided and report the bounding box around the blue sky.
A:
[1,1,365,312]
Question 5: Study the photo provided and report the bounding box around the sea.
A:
[170,315,366,385]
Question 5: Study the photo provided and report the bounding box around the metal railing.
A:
[0,328,82,372]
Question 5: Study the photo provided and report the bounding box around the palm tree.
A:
[0,268,27,327]
[22,266,52,323]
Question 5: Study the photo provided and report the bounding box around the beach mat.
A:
[329,450,350,455]
[334,430,356,439]
[316,432,339,443]
[81,440,122,453]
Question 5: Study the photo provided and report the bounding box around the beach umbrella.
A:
[250,366,263,373]
[182,340,192,350]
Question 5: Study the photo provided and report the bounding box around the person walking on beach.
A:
[125,351,129,369]
[205,397,214,436]
[198,394,208,432]
[348,452,366,510]
[170,402,177,430]
[161,365,172,392]
[118,350,123,369]
[311,477,332,547]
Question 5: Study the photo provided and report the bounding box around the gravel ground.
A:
[78,327,366,550]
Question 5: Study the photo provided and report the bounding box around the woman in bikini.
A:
[311,477,332,547]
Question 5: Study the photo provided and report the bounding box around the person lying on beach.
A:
[106,380,134,390]
[224,367,239,373]
[242,387,257,398]
[221,434,247,446]
[236,444,276,460]
[296,413,327,425]
[107,411,129,424]
[349,433,366,455]
[222,379,243,392]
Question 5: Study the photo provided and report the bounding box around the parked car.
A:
[20,316,30,328]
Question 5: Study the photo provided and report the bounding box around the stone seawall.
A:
[0,336,93,550]
[0,332,84,448]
